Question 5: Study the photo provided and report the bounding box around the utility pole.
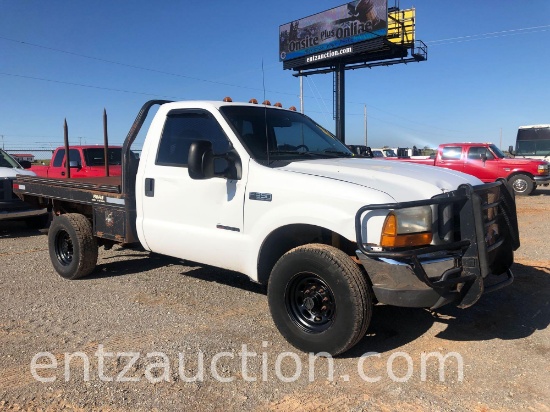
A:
[334,63,345,143]
[364,105,368,147]
[1,135,4,150]
[499,128,502,149]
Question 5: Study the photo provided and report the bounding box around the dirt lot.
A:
[1,187,549,411]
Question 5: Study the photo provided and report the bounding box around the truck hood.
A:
[0,167,37,178]
[280,158,481,202]
[500,157,548,167]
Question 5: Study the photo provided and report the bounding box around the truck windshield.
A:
[220,106,352,163]
[489,144,506,159]
[83,148,123,166]
[515,126,550,157]
[0,150,23,169]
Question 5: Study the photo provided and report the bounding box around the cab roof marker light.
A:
[249,98,258,104]
[223,96,233,102]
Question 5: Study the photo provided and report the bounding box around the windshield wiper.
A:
[268,150,352,159]
[322,150,353,157]
[269,150,307,155]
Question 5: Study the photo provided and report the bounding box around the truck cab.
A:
[32,146,125,178]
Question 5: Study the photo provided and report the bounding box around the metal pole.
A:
[364,105,368,147]
[335,63,345,143]
[103,109,110,177]
[64,119,70,179]
[499,128,502,150]
[300,72,304,113]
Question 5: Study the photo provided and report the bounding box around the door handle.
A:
[145,178,155,197]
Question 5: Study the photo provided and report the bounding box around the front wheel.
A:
[508,174,534,196]
[48,214,98,279]
[268,244,373,356]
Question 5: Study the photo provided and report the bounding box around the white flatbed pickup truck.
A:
[15,99,520,355]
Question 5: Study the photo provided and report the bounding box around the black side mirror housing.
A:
[508,145,515,155]
[188,140,242,180]
[19,160,32,169]
[188,140,215,180]
[69,160,81,169]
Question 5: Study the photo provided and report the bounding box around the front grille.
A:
[478,185,503,251]
[437,182,516,251]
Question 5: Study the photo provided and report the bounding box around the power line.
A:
[2,25,545,141]
[0,71,181,99]
[0,35,295,97]
[425,25,550,46]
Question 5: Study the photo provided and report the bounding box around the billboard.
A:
[279,0,388,63]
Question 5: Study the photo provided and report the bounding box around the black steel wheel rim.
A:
[285,273,336,333]
[55,230,73,266]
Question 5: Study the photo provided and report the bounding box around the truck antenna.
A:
[262,59,270,165]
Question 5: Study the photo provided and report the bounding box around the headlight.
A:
[537,164,549,175]
[380,206,433,248]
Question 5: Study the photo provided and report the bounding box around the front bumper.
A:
[0,199,48,221]
[534,175,550,183]
[0,177,48,221]
[355,180,519,309]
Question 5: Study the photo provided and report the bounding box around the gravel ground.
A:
[0,187,549,411]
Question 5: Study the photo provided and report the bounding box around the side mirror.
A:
[69,160,81,169]
[188,140,215,180]
[19,160,32,169]
[508,145,515,155]
[480,153,488,162]
[188,140,242,180]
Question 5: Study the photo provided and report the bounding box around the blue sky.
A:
[1,0,549,151]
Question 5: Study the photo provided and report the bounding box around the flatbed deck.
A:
[16,175,122,194]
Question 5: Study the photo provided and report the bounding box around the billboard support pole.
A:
[335,63,345,143]
[299,71,304,113]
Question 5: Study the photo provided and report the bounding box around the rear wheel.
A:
[508,174,534,196]
[268,244,373,356]
[48,213,98,279]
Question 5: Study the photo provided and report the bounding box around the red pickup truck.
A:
[386,143,550,195]
[31,146,124,178]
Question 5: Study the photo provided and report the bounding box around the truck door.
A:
[465,146,498,182]
[48,149,86,178]
[437,146,465,173]
[139,109,247,271]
